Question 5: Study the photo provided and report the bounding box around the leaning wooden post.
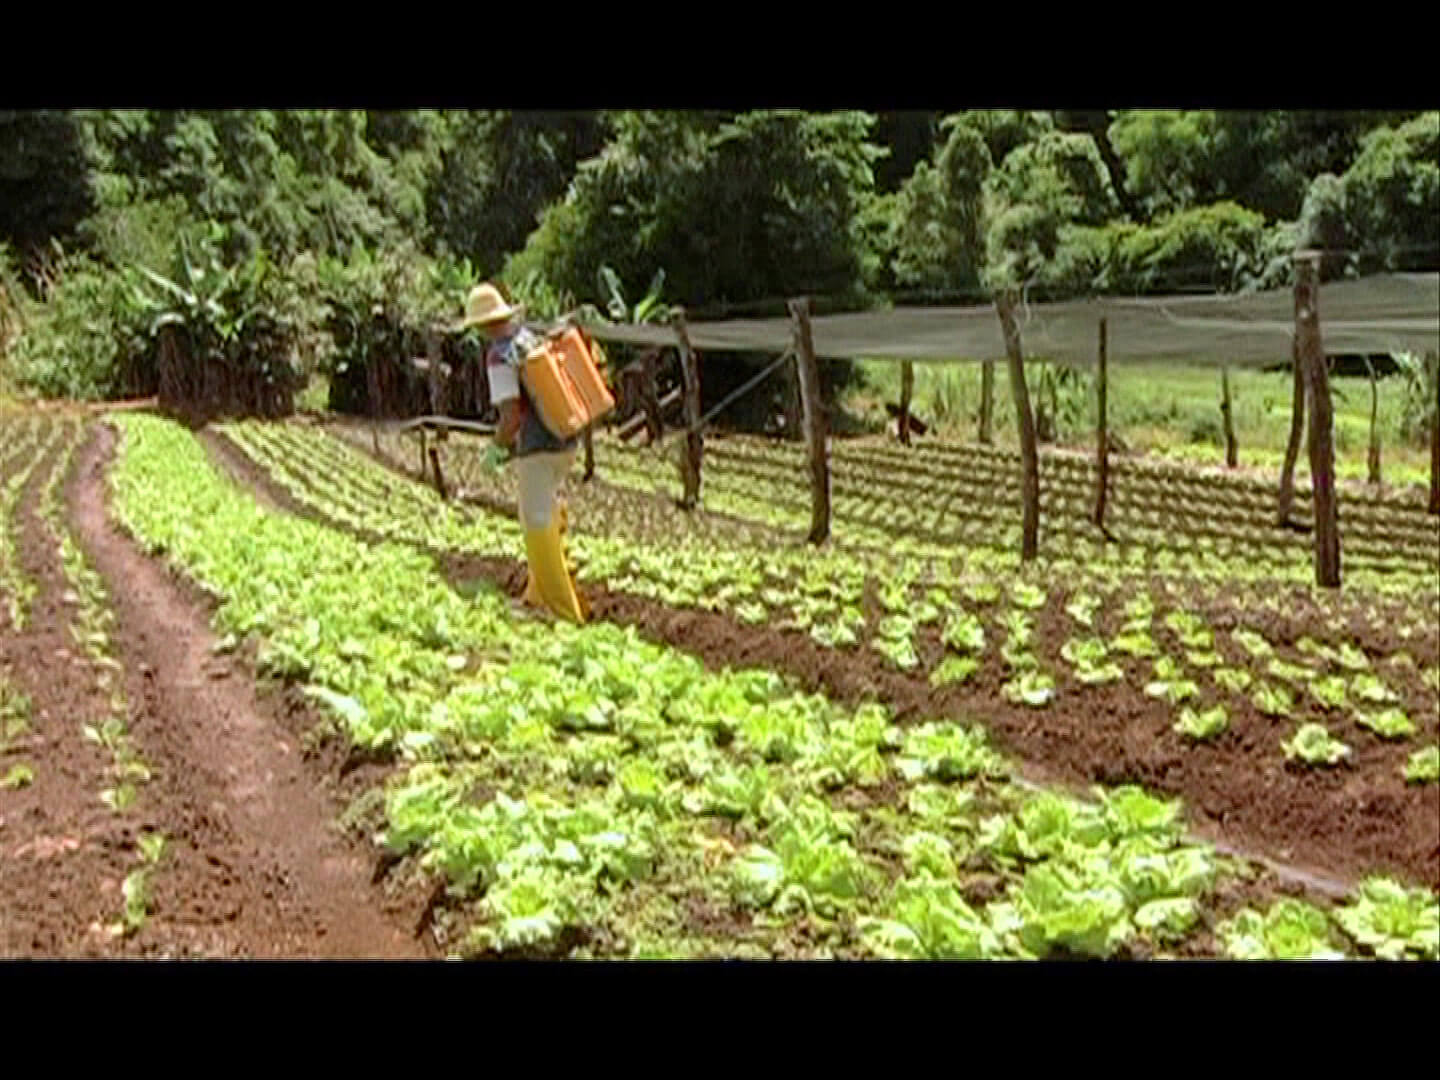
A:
[1277,336,1306,526]
[1364,354,1381,487]
[426,329,444,417]
[1093,317,1110,530]
[995,290,1040,562]
[673,308,704,507]
[789,297,831,545]
[1221,366,1238,468]
[1295,251,1341,588]
[1429,351,1439,515]
[978,359,996,445]
[898,359,914,446]
[429,441,449,501]
[641,349,663,444]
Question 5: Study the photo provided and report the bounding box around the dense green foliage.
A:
[503,110,886,313]
[2,108,1434,408]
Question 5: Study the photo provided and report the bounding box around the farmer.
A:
[460,283,588,623]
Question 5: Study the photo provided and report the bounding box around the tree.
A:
[0,111,95,266]
[426,111,605,277]
[1337,112,1439,273]
[507,110,884,313]
[871,111,940,193]
[1109,110,1421,224]
[1053,110,1141,221]
[890,120,992,293]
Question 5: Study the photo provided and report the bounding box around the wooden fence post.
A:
[898,360,914,446]
[789,297,831,545]
[1364,355,1381,487]
[1277,337,1306,526]
[429,440,449,501]
[995,291,1040,563]
[674,309,703,507]
[1221,366,1238,468]
[1295,251,1341,588]
[426,329,444,417]
[979,359,995,445]
[1093,317,1110,531]
[1429,351,1439,515]
[640,349,663,444]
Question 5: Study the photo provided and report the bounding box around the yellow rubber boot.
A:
[522,519,586,624]
[555,502,591,619]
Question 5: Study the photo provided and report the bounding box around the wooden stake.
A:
[789,298,831,545]
[1429,351,1439,516]
[418,428,427,478]
[428,445,449,501]
[898,359,914,446]
[640,349,663,444]
[674,309,703,507]
[979,359,995,445]
[426,329,444,417]
[995,291,1040,563]
[1277,336,1306,526]
[1295,252,1340,588]
[1364,354,1381,487]
[1221,366,1238,468]
[583,428,595,482]
[1093,317,1110,531]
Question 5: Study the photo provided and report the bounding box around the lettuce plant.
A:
[1212,667,1252,693]
[1252,682,1294,718]
[897,723,1005,782]
[929,655,980,687]
[860,878,1003,959]
[1402,745,1439,784]
[1219,899,1346,960]
[1282,723,1351,766]
[1351,672,1399,705]
[1174,704,1228,741]
[1353,708,1415,740]
[1011,583,1047,610]
[1231,628,1274,658]
[1065,593,1100,628]
[941,610,986,654]
[1308,675,1348,711]
[1333,877,1439,960]
[1003,670,1057,707]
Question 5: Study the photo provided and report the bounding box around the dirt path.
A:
[45,421,431,958]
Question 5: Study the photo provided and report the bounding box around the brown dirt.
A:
[205,425,1440,895]
[0,418,432,957]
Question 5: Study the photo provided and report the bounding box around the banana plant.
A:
[594,265,672,325]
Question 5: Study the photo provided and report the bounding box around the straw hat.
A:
[458,283,521,330]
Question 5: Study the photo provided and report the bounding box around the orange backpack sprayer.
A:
[520,326,616,440]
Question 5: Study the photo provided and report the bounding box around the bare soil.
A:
[0,419,431,958]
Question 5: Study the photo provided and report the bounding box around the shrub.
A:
[7,250,150,400]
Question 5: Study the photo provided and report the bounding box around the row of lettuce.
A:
[105,412,1437,958]
[223,421,1440,786]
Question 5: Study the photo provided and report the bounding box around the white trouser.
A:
[514,449,575,530]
